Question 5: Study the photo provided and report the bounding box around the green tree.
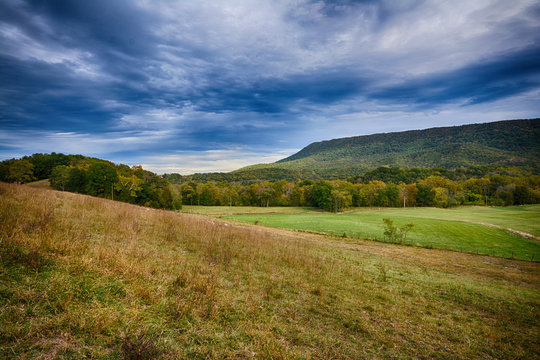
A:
[7,159,35,183]
[50,165,71,190]
[25,152,70,179]
[310,181,333,211]
[86,163,118,197]
[493,184,515,206]
[158,186,174,209]
[291,181,313,207]
[376,183,400,207]
[181,184,195,205]
[463,177,490,205]
[257,183,276,207]
[169,184,183,210]
[400,183,418,207]
[514,185,534,205]
[416,184,435,207]
[66,167,87,193]
[218,182,240,206]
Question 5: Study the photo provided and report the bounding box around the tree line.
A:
[1,153,539,212]
[0,153,181,210]
[172,172,540,212]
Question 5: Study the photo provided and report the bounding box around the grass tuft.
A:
[120,333,162,360]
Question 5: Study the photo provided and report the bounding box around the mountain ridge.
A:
[234,118,539,179]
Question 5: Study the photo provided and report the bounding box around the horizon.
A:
[1,0,540,174]
[2,117,537,176]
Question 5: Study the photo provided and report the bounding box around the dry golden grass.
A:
[1,182,539,359]
[25,179,52,189]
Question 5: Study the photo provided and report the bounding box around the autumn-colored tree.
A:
[7,159,35,183]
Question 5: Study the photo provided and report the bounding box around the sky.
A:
[1,0,539,174]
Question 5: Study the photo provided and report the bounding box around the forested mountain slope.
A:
[238,119,540,178]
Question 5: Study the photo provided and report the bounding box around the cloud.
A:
[368,46,540,108]
[136,148,299,174]
[0,128,176,159]
[0,0,539,173]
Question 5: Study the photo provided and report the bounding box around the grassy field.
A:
[1,182,539,359]
[25,179,52,189]
[182,205,315,215]
[220,206,540,261]
[345,206,540,237]
[185,204,540,236]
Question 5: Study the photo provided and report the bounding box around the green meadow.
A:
[214,206,540,261]
[182,205,315,215]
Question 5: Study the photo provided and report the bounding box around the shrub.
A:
[382,218,414,244]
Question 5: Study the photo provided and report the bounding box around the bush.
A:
[382,218,414,244]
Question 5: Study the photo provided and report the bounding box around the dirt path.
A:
[403,215,540,241]
[465,221,540,241]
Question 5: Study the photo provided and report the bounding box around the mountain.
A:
[236,119,540,179]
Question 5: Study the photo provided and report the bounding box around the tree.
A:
[219,183,240,206]
[0,159,12,182]
[66,167,87,193]
[200,183,218,206]
[404,183,418,207]
[86,163,118,197]
[291,181,313,207]
[514,185,533,205]
[50,165,71,190]
[494,184,515,206]
[26,152,70,180]
[273,180,293,206]
[463,177,490,205]
[169,184,183,210]
[433,187,450,208]
[365,181,386,207]
[158,186,174,209]
[257,183,276,207]
[181,184,195,205]
[416,184,435,206]
[331,189,352,213]
[399,183,408,208]
[376,183,400,207]
[310,181,333,211]
[115,174,143,202]
[7,159,35,183]
[196,183,205,205]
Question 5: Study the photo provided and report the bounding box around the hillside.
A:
[237,119,540,179]
[1,182,540,358]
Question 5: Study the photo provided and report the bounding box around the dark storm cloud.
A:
[0,0,160,130]
[196,68,370,114]
[21,0,156,56]
[1,0,539,173]
[0,54,112,130]
[370,46,540,108]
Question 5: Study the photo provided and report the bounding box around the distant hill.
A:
[236,119,540,179]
